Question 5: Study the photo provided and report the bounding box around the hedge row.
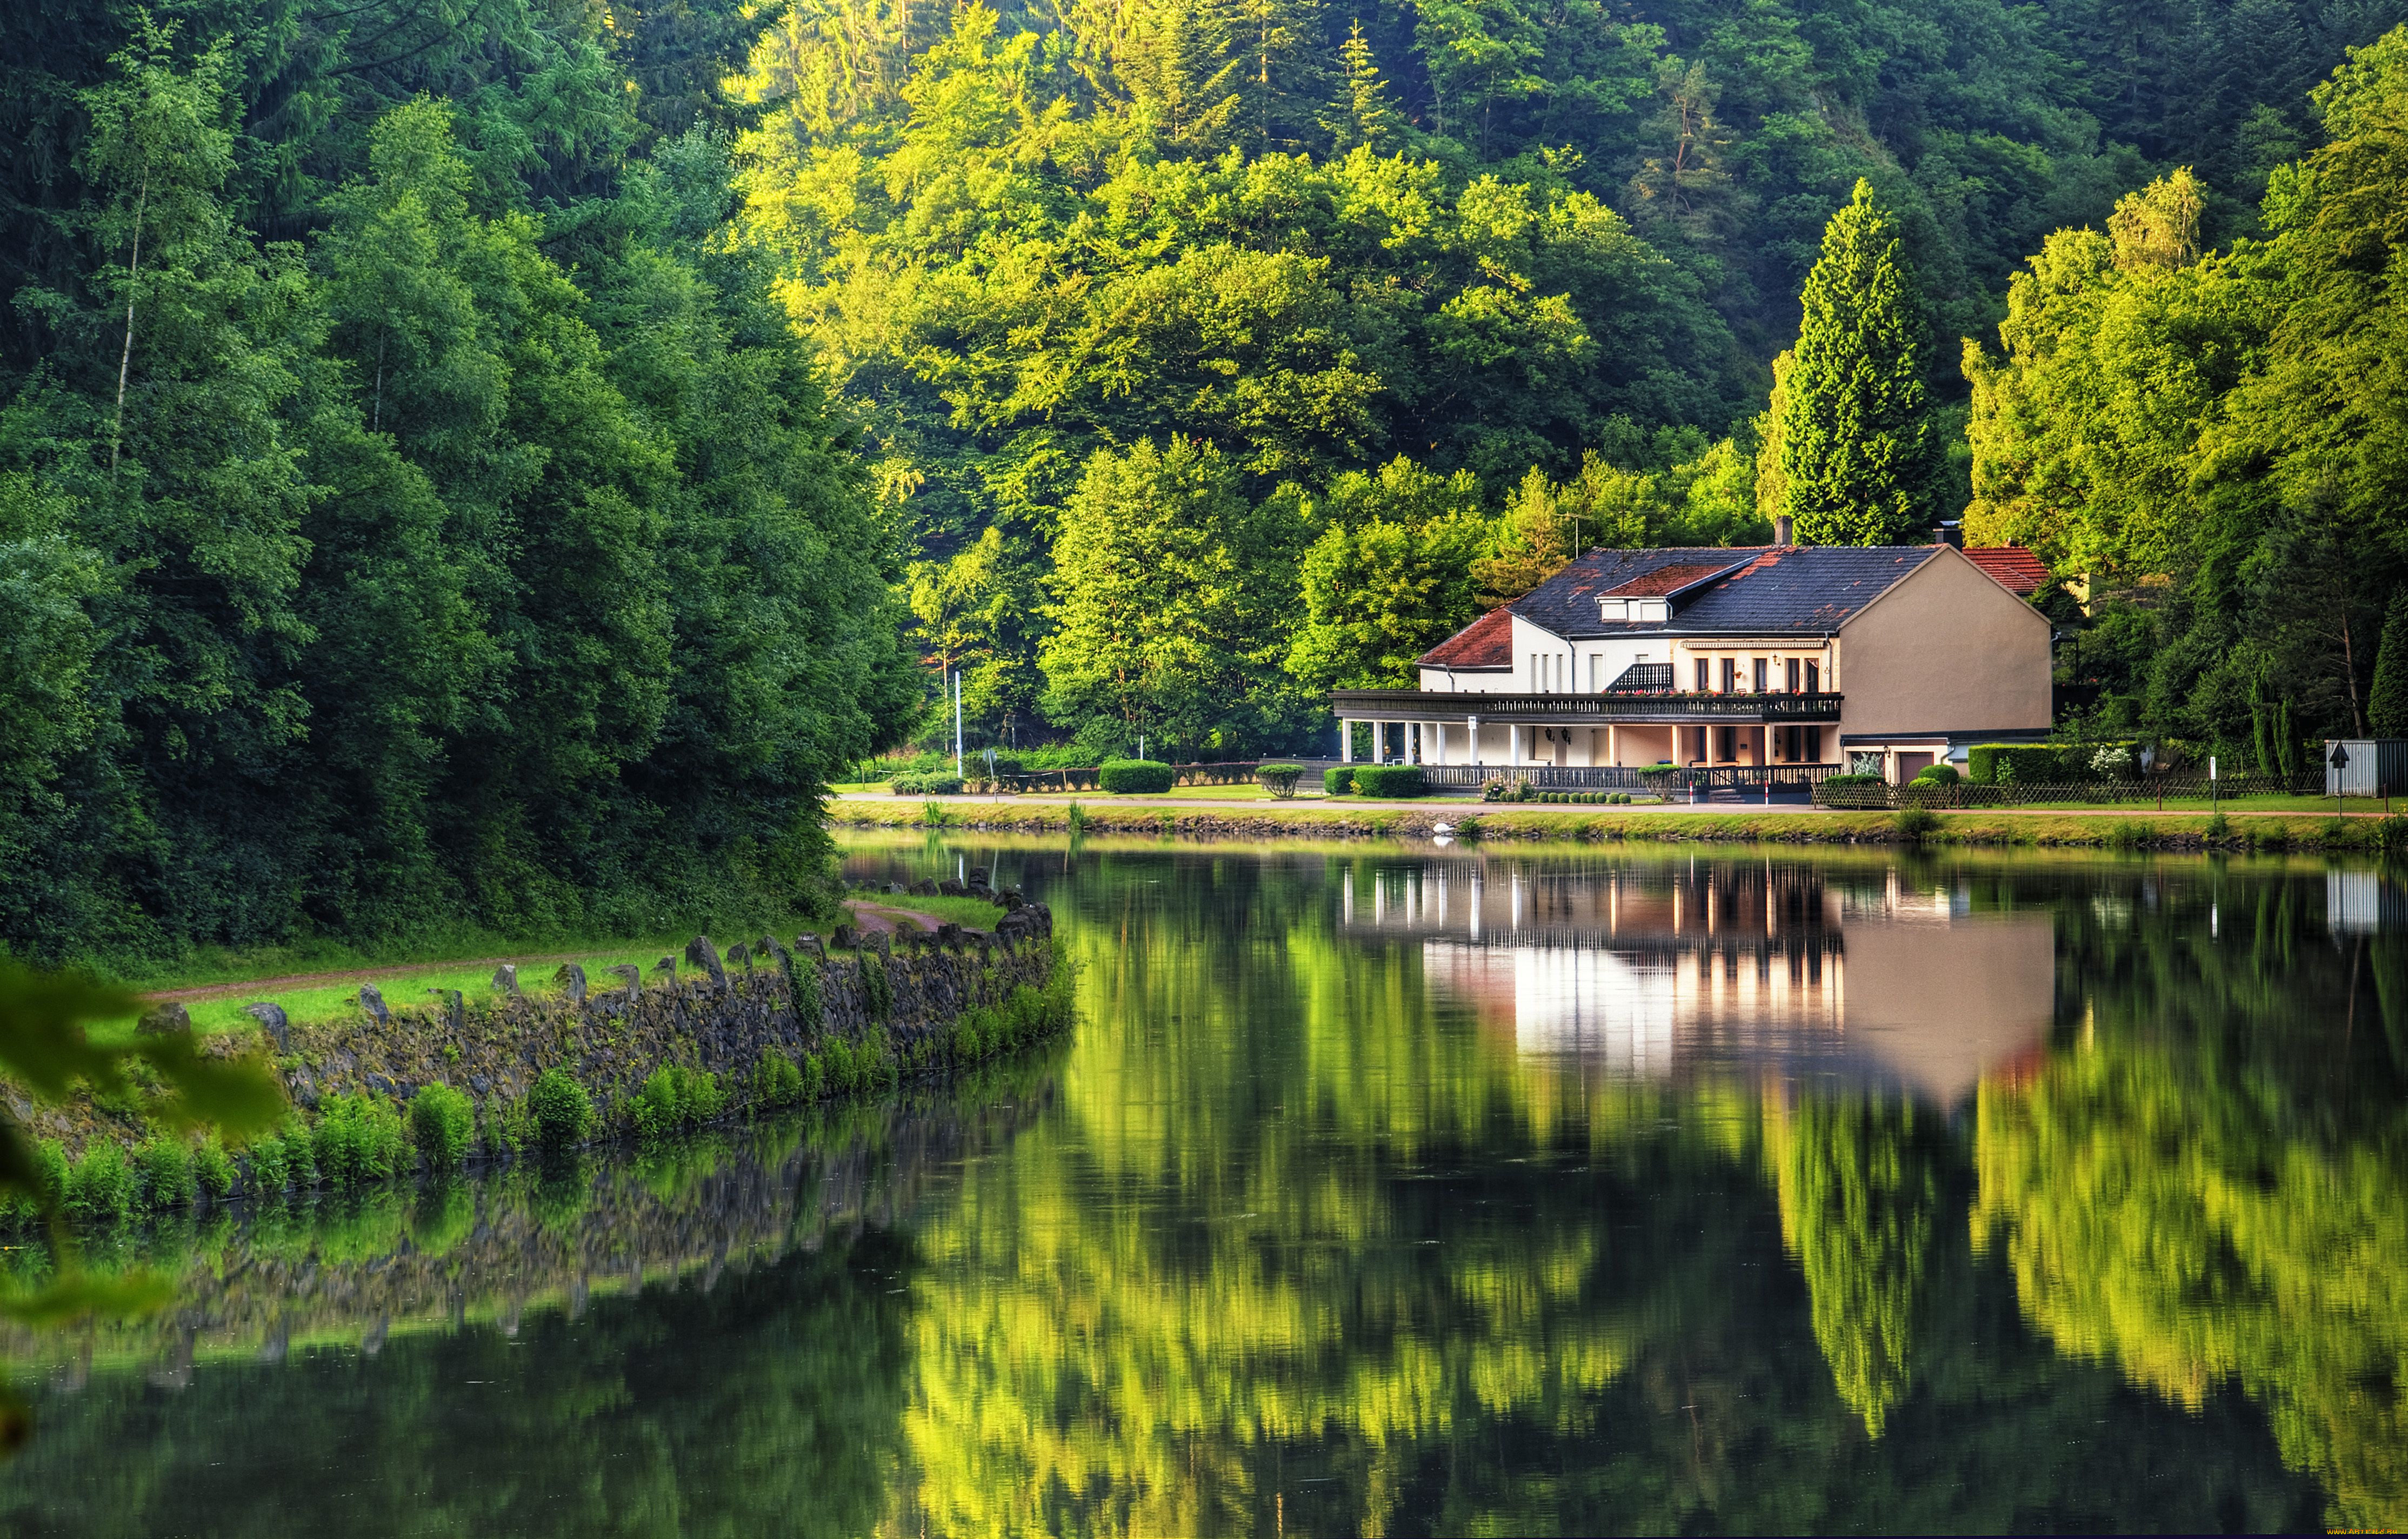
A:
[1326,765,1425,797]
[1967,742,2141,784]
[1099,758,1176,794]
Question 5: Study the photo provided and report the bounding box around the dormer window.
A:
[1598,598,1629,621]
[1634,599,1668,622]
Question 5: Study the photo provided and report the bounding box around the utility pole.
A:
[953,671,964,779]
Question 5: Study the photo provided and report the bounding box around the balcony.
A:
[1329,688,1844,724]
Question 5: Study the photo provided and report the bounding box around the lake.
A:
[3,837,2400,1535]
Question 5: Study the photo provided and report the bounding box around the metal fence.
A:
[1813,773,2324,810]
[1415,764,1846,794]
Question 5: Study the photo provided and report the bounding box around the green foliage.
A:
[1255,764,1305,798]
[891,774,965,795]
[859,955,893,1022]
[1350,765,1425,798]
[411,1085,476,1172]
[1894,807,1941,841]
[312,1095,408,1188]
[528,1070,594,1152]
[133,1139,195,1213]
[751,1052,806,1108]
[2371,591,2408,740]
[633,1066,726,1140]
[1323,767,1356,796]
[1099,760,1177,795]
[1041,438,1307,756]
[191,1137,233,1202]
[1777,181,1942,546]
[1819,773,1885,789]
[63,1143,134,1225]
[1911,764,1961,786]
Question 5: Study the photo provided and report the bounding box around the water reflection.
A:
[1353,857,2055,1100]
[2,841,2399,1534]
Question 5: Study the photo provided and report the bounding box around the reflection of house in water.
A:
[1343,859,2055,1104]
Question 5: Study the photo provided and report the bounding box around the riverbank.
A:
[834,794,2404,852]
[6,891,1071,1223]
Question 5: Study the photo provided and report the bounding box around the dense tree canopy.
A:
[7,0,2408,959]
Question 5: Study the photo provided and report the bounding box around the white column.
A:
[1341,721,1353,763]
[1469,716,1481,767]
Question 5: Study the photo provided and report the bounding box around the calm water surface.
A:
[3,838,2402,1535]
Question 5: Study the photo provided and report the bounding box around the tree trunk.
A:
[109,169,150,474]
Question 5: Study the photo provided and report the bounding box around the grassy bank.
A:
[12,928,1075,1233]
[834,796,2408,852]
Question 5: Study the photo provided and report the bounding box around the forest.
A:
[6,0,2408,959]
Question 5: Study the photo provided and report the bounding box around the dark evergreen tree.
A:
[1778,179,1943,546]
[2370,589,2408,739]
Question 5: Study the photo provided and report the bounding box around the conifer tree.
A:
[2371,589,2408,739]
[1321,19,1397,152]
[1777,180,1942,545]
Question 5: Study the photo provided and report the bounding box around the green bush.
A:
[135,1139,196,1212]
[0,1139,69,1226]
[1351,765,1425,798]
[632,1065,725,1140]
[314,1094,408,1188]
[1975,744,2097,785]
[1895,806,1941,841]
[528,1068,594,1150]
[891,773,964,795]
[412,1084,476,1170]
[752,1052,805,1107]
[1818,773,1884,788]
[1324,766,1356,795]
[64,1143,134,1223]
[192,1137,234,1202]
[861,953,893,1020]
[245,1119,314,1197]
[1256,763,1305,798]
[1912,763,1961,785]
[1099,758,1176,794]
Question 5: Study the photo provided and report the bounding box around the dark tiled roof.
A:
[1964,546,2050,596]
[1509,549,1758,638]
[1518,544,1945,639]
[1417,604,1514,668]
[1604,561,1734,597]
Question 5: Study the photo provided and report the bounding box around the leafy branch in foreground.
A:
[0,962,284,1448]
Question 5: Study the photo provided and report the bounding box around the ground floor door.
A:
[1894,751,1936,782]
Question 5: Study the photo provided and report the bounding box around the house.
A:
[1331,523,2053,785]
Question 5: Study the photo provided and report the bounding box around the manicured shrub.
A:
[1256,763,1305,798]
[135,1138,196,1212]
[1099,759,1176,794]
[892,773,964,795]
[1351,765,1425,798]
[1818,772,1884,788]
[314,1094,408,1187]
[64,1143,134,1223]
[1912,764,1960,785]
[412,1083,476,1171]
[1324,766,1356,795]
[528,1068,593,1151]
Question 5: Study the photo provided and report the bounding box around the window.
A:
[1720,657,1736,693]
[1587,654,1598,692]
[1530,652,1540,691]
[1805,660,1820,692]
[1806,726,1823,761]
[1752,658,1768,692]
[1695,658,1709,691]
[1786,658,1800,692]
[1717,725,1735,761]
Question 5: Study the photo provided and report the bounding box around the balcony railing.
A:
[1330,688,1844,724]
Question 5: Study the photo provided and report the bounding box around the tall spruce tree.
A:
[2371,589,2408,739]
[1777,180,1942,546]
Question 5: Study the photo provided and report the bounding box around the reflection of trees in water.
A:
[1764,1088,1949,1436]
[885,858,2322,1534]
[1973,875,2408,1533]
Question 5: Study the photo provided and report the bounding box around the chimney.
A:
[1773,513,1793,547]
[1938,520,1964,548]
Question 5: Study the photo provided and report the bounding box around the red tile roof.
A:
[1963,546,2050,597]
[1417,605,1514,668]
[1603,562,1733,597]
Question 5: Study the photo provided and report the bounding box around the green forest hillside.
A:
[5,0,2408,960]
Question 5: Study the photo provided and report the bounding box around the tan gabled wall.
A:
[1835,547,2051,738]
